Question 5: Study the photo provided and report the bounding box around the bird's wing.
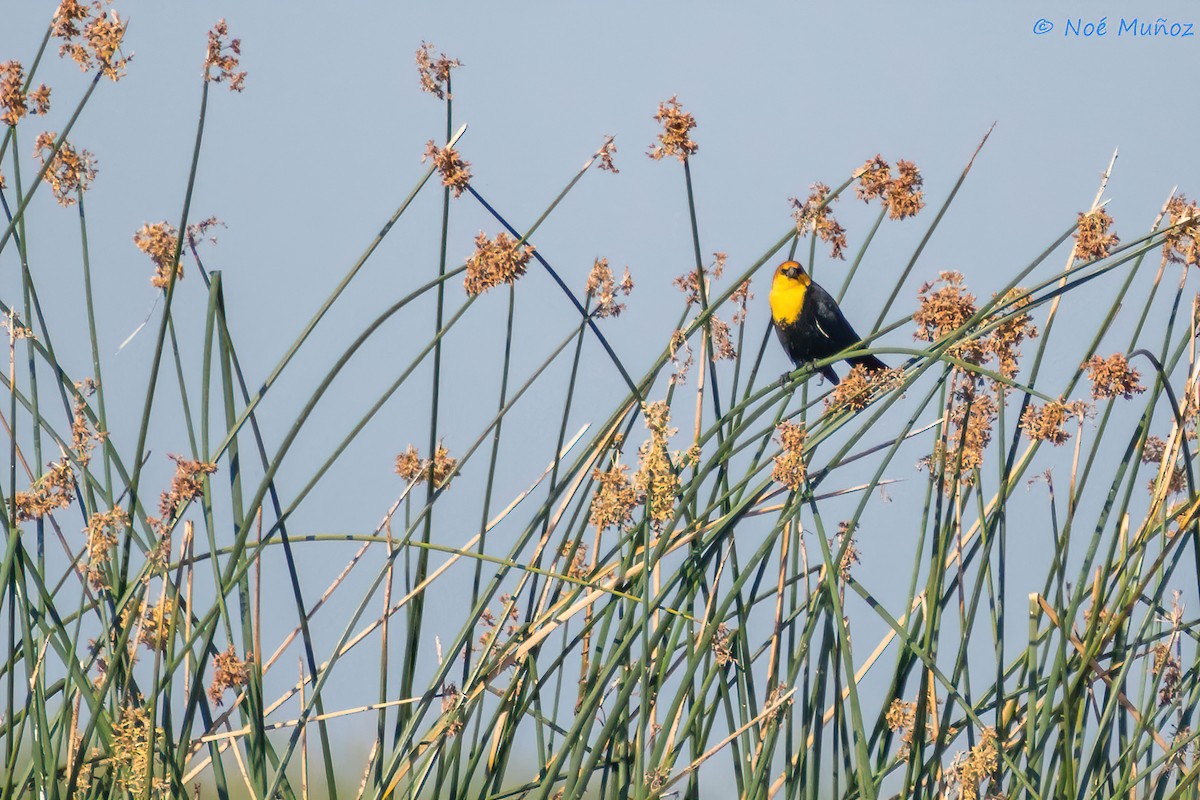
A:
[807,281,866,352]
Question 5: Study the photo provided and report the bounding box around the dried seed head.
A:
[83,7,130,81]
[159,455,217,523]
[855,155,891,202]
[673,252,726,306]
[984,288,1038,381]
[0,61,28,126]
[634,401,679,527]
[886,699,918,760]
[956,727,999,800]
[825,366,904,414]
[1074,208,1120,262]
[669,329,693,385]
[33,132,97,206]
[596,135,619,173]
[1020,401,1072,445]
[709,315,737,361]
[589,463,638,531]
[1163,195,1200,267]
[394,445,423,482]
[208,646,254,706]
[14,458,76,521]
[836,521,860,580]
[790,183,847,260]
[85,507,127,590]
[140,596,175,652]
[930,385,996,487]
[133,221,180,291]
[648,95,698,162]
[885,160,925,220]
[106,704,161,796]
[415,42,461,100]
[393,442,457,487]
[204,19,246,91]
[914,271,985,364]
[771,421,807,491]
[730,279,753,324]
[464,231,534,295]
[585,258,634,319]
[28,84,51,116]
[710,623,735,667]
[1083,353,1144,400]
[423,140,472,198]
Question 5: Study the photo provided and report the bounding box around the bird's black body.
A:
[769,261,886,385]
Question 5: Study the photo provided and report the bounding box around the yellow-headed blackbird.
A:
[769,260,886,385]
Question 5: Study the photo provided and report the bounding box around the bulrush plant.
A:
[0,8,1198,800]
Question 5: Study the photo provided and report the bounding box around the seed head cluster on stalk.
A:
[1,60,51,126]
[790,183,847,260]
[394,442,458,487]
[33,132,97,206]
[464,231,534,295]
[423,140,472,197]
[854,155,926,220]
[1073,208,1120,261]
[647,95,697,162]
[634,401,679,528]
[53,0,131,81]
[204,19,246,90]
[415,41,461,99]
[585,257,634,319]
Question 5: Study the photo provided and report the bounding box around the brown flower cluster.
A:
[14,458,76,521]
[986,288,1039,381]
[208,646,254,706]
[913,271,980,360]
[708,315,737,361]
[886,699,918,760]
[931,385,996,486]
[1020,401,1071,446]
[72,380,104,468]
[440,682,464,737]
[85,507,127,590]
[1151,641,1181,706]
[204,19,246,91]
[836,521,860,580]
[54,1,130,81]
[648,96,698,162]
[464,231,534,295]
[954,727,999,800]
[1163,195,1200,267]
[589,462,638,531]
[1,61,51,127]
[140,595,175,652]
[634,401,679,527]
[415,42,461,100]
[133,222,184,289]
[669,329,693,385]
[596,136,619,173]
[856,156,925,220]
[771,421,807,491]
[790,183,847,260]
[1141,436,1187,497]
[394,442,457,487]
[106,704,162,797]
[673,252,726,306]
[1073,208,1120,262]
[158,455,217,525]
[825,365,904,414]
[1083,353,1144,400]
[423,140,471,198]
[33,132,97,206]
[730,279,753,324]
[710,622,735,667]
[585,258,634,319]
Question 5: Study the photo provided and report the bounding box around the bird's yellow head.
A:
[769,261,811,325]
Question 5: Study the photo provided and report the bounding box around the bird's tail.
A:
[848,354,888,373]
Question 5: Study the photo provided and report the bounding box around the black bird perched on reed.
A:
[768,260,886,385]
